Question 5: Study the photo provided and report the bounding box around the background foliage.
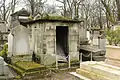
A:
[106,27,120,46]
[0,43,8,56]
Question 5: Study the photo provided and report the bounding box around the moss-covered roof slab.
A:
[21,18,83,24]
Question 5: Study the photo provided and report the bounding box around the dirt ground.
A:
[35,72,81,80]
[33,68,82,80]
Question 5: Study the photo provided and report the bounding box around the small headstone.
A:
[0,57,8,76]
[8,33,13,57]
[0,57,4,64]
[76,45,120,80]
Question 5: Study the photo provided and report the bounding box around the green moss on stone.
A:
[42,15,71,20]
[15,75,21,79]
[0,43,8,56]
[8,64,24,76]
[9,61,47,78]
[15,61,45,71]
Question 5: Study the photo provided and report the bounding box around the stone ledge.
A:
[76,68,110,80]
[105,59,120,67]
[77,61,120,80]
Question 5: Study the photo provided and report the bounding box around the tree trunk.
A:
[3,0,6,21]
[116,0,120,21]
[11,0,16,14]
[63,0,67,17]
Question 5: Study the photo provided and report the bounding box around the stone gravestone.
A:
[13,25,30,55]
[76,45,120,80]
[12,25,31,62]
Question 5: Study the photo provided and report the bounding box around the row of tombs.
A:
[8,19,105,66]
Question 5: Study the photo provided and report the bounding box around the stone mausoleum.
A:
[17,17,84,66]
[9,9,105,68]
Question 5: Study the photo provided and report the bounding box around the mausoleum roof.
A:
[20,15,83,24]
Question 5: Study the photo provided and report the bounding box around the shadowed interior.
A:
[56,26,69,61]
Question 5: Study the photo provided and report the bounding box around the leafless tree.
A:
[78,0,108,33]
[100,0,118,29]
[0,0,18,22]
[115,0,120,20]
[56,0,83,19]
[24,0,47,17]
[44,4,58,14]
[56,0,67,17]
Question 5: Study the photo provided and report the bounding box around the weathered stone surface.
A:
[40,53,56,65]
[0,57,9,76]
[0,57,4,65]
[11,55,32,63]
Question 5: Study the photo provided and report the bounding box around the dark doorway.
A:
[56,26,69,61]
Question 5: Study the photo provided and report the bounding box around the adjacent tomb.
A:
[76,45,120,80]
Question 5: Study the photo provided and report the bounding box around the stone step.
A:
[105,59,120,67]
[99,62,120,71]
[76,68,110,80]
[77,61,120,80]
[92,65,120,80]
